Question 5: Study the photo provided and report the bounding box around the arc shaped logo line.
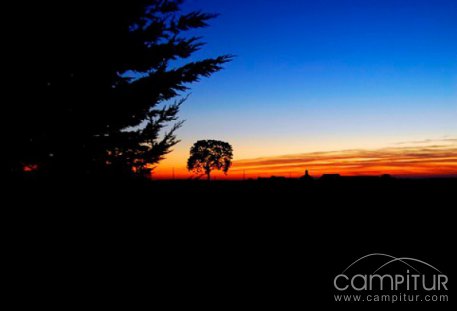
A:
[342,253,420,274]
[373,257,442,274]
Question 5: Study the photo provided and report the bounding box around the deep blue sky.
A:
[158,0,456,171]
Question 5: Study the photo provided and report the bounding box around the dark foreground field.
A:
[5,177,456,309]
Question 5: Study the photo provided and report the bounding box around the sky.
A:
[154,0,457,179]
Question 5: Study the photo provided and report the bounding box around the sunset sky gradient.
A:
[154,138,457,179]
[153,0,456,179]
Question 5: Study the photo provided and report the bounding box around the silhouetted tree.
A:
[6,0,231,178]
[187,140,233,180]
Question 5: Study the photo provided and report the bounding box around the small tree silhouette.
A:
[187,140,233,180]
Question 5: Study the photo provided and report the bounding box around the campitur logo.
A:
[333,253,449,304]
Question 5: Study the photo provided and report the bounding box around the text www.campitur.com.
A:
[334,294,448,303]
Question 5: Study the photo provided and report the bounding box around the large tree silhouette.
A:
[6,0,231,178]
[187,140,233,180]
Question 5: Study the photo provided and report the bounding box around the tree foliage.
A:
[187,140,233,180]
[6,0,231,178]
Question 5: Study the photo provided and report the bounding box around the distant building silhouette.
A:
[301,170,314,181]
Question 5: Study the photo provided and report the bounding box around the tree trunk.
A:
[205,165,211,181]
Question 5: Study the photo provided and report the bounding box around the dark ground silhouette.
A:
[5,176,456,309]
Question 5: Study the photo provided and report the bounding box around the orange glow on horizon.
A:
[152,138,457,179]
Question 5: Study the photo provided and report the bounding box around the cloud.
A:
[232,138,457,177]
[394,138,457,145]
